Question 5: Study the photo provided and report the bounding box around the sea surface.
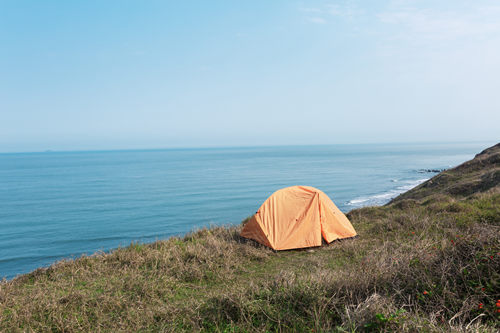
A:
[0,142,493,279]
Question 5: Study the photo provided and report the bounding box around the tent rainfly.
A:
[240,186,357,250]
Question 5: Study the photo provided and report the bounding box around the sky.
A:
[1,0,499,152]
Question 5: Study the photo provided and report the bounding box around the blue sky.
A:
[1,0,499,152]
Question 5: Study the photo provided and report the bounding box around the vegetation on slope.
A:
[392,143,500,203]
[1,144,499,332]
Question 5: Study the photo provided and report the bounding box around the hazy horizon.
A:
[1,1,499,152]
[0,140,497,155]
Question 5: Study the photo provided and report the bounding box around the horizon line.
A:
[0,139,497,155]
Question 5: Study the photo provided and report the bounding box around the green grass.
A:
[1,192,499,332]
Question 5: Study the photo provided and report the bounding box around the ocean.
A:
[0,142,493,279]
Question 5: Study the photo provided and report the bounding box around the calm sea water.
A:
[0,142,493,279]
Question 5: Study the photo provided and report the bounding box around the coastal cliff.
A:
[391,143,500,203]
[1,144,499,332]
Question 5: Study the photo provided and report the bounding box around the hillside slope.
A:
[391,143,500,203]
[1,144,499,332]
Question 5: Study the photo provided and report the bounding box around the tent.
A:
[240,186,357,250]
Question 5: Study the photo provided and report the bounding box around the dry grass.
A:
[1,193,499,332]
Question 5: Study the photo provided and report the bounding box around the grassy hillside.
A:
[391,143,500,203]
[1,144,499,332]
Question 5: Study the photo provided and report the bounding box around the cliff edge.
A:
[390,142,500,203]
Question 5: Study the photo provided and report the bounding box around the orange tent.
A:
[241,186,357,250]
